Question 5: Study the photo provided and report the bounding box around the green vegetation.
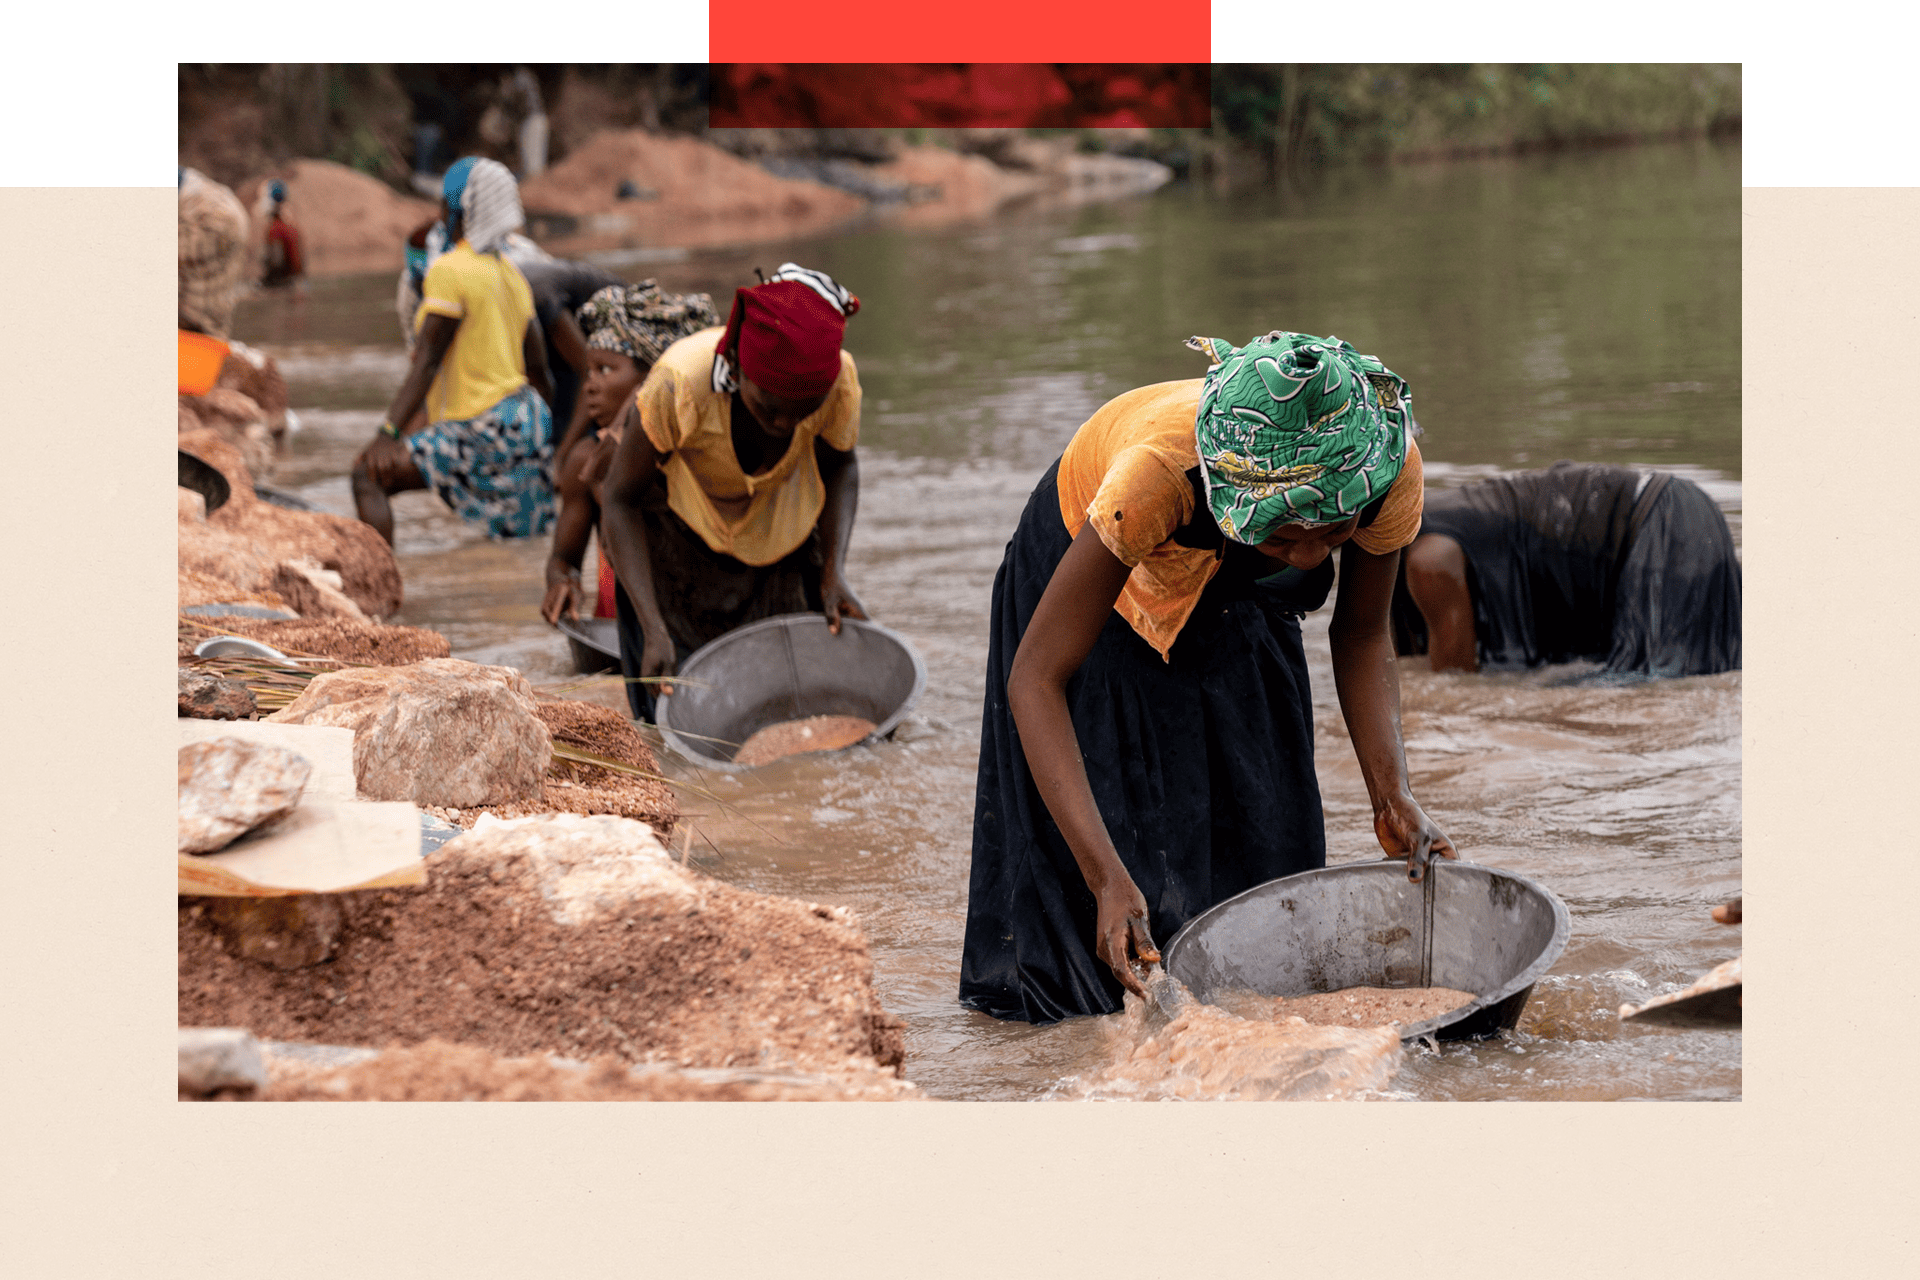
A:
[1209,64,1740,172]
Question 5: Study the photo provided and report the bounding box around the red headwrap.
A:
[714,266,859,400]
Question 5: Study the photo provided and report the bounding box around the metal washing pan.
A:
[1164,859,1571,1042]
[654,614,926,772]
[555,615,621,676]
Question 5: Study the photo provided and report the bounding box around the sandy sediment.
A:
[253,1039,920,1101]
[1213,985,1478,1030]
[178,817,906,1079]
[1071,998,1404,1101]
[178,428,403,619]
[176,615,452,666]
[733,715,877,767]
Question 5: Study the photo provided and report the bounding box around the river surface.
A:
[232,139,1741,1101]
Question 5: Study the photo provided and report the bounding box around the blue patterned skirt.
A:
[405,384,555,539]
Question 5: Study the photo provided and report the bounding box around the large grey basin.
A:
[1164,860,1570,1041]
[655,614,926,772]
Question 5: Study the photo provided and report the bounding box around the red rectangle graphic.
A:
[711,64,1213,129]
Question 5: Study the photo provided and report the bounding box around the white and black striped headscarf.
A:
[445,156,525,256]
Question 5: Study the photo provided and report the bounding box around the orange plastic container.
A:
[178,330,230,394]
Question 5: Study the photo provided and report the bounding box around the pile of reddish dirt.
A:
[519,130,866,251]
[176,615,451,666]
[254,1039,917,1101]
[419,699,678,838]
[178,429,403,619]
[179,569,288,614]
[178,823,905,1077]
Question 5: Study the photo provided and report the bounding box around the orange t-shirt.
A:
[1056,379,1424,659]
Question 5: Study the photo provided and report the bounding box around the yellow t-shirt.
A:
[634,327,861,567]
[1057,379,1424,660]
[415,242,535,423]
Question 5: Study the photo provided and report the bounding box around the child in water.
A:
[541,282,718,625]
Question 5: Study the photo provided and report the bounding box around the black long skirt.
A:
[613,471,824,722]
[1603,474,1741,676]
[959,462,1327,1024]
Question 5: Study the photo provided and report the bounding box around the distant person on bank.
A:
[599,264,865,721]
[260,179,304,288]
[1389,461,1740,677]
[354,157,555,546]
[540,281,720,626]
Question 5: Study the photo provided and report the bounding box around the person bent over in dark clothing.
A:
[1390,460,1740,678]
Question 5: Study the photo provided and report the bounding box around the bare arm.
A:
[1403,533,1477,673]
[382,312,459,432]
[522,318,554,416]
[1329,541,1456,880]
[813,438,867,633]
[541,444,600,625]
[600,399,676,685]
[1006,522,1156,997]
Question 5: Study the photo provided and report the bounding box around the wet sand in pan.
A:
[1212,985,1478,1029]
[733,715,877,767]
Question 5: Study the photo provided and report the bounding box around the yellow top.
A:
[635,328,862,567]
[415,242,535,423]
[1056,379,1424,660]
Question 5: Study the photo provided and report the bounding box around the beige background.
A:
[2,169,1910,1276]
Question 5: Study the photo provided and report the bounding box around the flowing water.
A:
[231,139,1741,1101]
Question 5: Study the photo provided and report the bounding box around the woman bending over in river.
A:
[961,330,1456,1024]
[600,264,866,721]
[540,282,719,625]
[355,158,555,545]
[1390,460,1741,678]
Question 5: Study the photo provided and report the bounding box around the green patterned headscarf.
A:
[1187,330,1413,542]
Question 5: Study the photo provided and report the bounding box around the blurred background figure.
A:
[259,179,304,288]
[178,167,252,338]
[1391,461,1741,678]
[354,157,555,545]
[513,66,549,179]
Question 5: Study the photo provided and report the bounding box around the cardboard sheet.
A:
[178,720,426,896]
[178,720,358,800]
[178,797,426,896]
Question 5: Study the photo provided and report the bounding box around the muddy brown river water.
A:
[232,140,1741,1100]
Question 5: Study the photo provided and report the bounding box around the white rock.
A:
[179,738,313,854]
[179,1027,268,1095]
[268,658,551,807]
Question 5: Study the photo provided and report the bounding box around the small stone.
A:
[179,738,313,854]
[204,895,347,969]
[178,1027,268,1096]
[269,557,370,621]
[178,668,257,721]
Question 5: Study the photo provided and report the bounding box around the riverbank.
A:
[218,130,1173,278]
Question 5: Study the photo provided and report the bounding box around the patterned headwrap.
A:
[577,280,721,366]
[443,156,524,256]
[178,167,252,339]
[1187,330,1413,542]
[710,263,859,398]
